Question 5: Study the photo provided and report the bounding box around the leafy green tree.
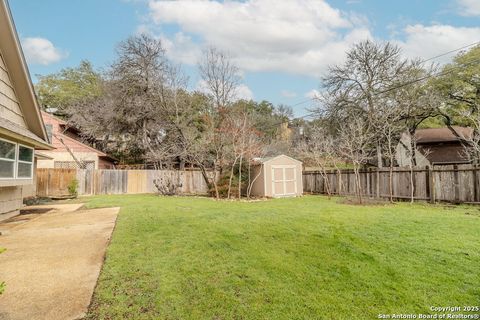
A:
[35,60,102,110]
[432,45,480,126]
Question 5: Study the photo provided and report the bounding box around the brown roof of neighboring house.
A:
[414,126,473,144]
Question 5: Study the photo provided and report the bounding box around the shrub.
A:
[68,179,79,196]
[153,175,182,196]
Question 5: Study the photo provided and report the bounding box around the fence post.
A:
[376,168,380,198]
[365,168,372,198]
[473,165,479,203]
[428,166,435,204]
[46,169,50,197]
[453,164,460,203]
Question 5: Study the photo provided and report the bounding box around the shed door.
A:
[271,165,297,197]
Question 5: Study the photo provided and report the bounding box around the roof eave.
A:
[0,127,53,150]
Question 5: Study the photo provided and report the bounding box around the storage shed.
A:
[249,155,303,198]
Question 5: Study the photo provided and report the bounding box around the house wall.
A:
[0,186,22,215]
[396,134,430,167]
[0,53,36,216]
[417,143,469,164]
[37,151,100,169]
[98,157,115,169]
[41,113,115,169]
[0,53,27,127]
[0,134,36,215]
[42,114,98,153]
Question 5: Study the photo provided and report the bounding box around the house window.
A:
[0,139,16,178]
[0,139,34,179]
[17,145,34,178]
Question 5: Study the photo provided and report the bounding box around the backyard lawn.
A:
[83,195,480,320]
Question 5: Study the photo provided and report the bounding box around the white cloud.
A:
[394,24,480,63]
[236,84,254,101]
[21,37,66,65]
[147,0,372,77]
[305,89,321,99]
[280,90,297,98]
[457,0,480,16]
[160,32,202,65]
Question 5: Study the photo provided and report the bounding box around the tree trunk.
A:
[377,143,383,168]
[247,164,262,198]
[333,162,342,195]
[321,166,331,198]
[410,164,414,203]
[198,164,219,199]
[227,157,238,199]
[247,161,251,199]
[389,164,394,203]
[238,154,243,199]
[354,165,363,204]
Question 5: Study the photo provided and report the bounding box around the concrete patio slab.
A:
[0,204,119,320]
[0,204,85,235]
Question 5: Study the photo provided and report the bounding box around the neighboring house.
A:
[396,126,473,167]
[37,111,117,169]
[0,0,52,217]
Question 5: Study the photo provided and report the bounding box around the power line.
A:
[266,41,480,131]
[284,39,480,111]
[375,54,480,96]
[420,40,480,64]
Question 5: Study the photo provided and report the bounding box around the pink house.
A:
[37,111,116,169]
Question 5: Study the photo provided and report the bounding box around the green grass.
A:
[84,195,480,320]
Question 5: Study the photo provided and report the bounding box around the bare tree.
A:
[320,40,416,168]
[337,118,373,203]
[455,110,478,162]
[376,104,405,202]
[198,47,240,108]
[296,126,339,197]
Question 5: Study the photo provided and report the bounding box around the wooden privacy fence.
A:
[303,164,480,204]
[36,169,212,197]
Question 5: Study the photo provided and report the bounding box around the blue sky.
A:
[8,0,480,116]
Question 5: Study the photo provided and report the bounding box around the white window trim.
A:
[17,143,34,179]
[0,137,17,180]
[0,137,34,180]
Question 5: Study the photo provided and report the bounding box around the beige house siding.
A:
[0,53,27,127]
[0,53,35,213]
[0,186,22,214]
[0,167,37,215]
